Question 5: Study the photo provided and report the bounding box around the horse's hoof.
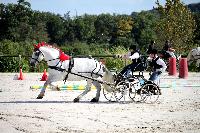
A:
[90,98,99,102]
[37,93,44,99]
[36,96,43,99]
[73,98,79,103]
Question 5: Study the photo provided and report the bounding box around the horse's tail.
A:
[101,66,115,92]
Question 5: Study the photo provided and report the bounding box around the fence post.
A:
[19,54,22,69]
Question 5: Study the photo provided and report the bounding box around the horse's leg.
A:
[90,81,101,102]
[73,80,92,102]
[36,76,53,99]
[49,82,60,91]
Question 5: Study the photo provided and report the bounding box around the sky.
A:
[1,0,200,17]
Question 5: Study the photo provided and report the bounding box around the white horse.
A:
[30,42,114,102]
[187,47,200,70]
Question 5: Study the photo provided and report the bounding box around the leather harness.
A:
[33,49,104,83]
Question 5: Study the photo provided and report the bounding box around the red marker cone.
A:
[41,69,48,81]
[168,57,177,76]
[18,67,24,80]
[179,58,188,78]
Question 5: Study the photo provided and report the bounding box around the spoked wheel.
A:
[129,81,143,102]
[139,83,160,104]
[103,88,117,102]
[114,81,128,101]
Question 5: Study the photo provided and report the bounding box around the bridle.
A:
[31,49,45,64]
[31,48,61,64]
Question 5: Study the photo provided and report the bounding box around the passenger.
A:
[148,49,167,83]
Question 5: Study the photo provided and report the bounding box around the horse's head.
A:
[30,42,45,67]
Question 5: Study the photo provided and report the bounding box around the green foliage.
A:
[94,14,116,44]
[116,16,133,37]
[0,40,33,72]
[105,46,129,71]
[132,11,158,50]
[73,15,97,43]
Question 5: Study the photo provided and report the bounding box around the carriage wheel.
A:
[114,81,128,101]
[103,88,117,102]
[129,82,144,102]
[139,83,160,104]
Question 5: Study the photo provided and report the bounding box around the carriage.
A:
[30,42,160,103]
[103,69,160,104]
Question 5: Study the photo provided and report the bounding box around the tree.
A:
[131,11,158,50]
[116,16,133,37]
[94,14,116,44]
[30,11,49,42]
[156,0,196,52]
[17,0,31,8]
[73,14,97,43]
[193,13,200,45]
[0,4,7,40]
[110,15,134,48]
[45,13,65,44]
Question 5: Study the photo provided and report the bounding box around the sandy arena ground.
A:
[0,72,200,133]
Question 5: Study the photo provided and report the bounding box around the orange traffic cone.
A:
[18,67,24,80]
[41,69,48,81]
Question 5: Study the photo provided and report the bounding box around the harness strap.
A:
[47,58,59,62]
[48,66,66,72]
[63,58,74,83]
[31,50,44,63]
[78,72,103,78]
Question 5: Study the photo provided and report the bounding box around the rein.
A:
[68,71,114,86]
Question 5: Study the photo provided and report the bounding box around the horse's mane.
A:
[34,42,62,52]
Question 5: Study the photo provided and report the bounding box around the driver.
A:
[117,45,141,78]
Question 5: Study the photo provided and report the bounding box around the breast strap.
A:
[48,56,74,71]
